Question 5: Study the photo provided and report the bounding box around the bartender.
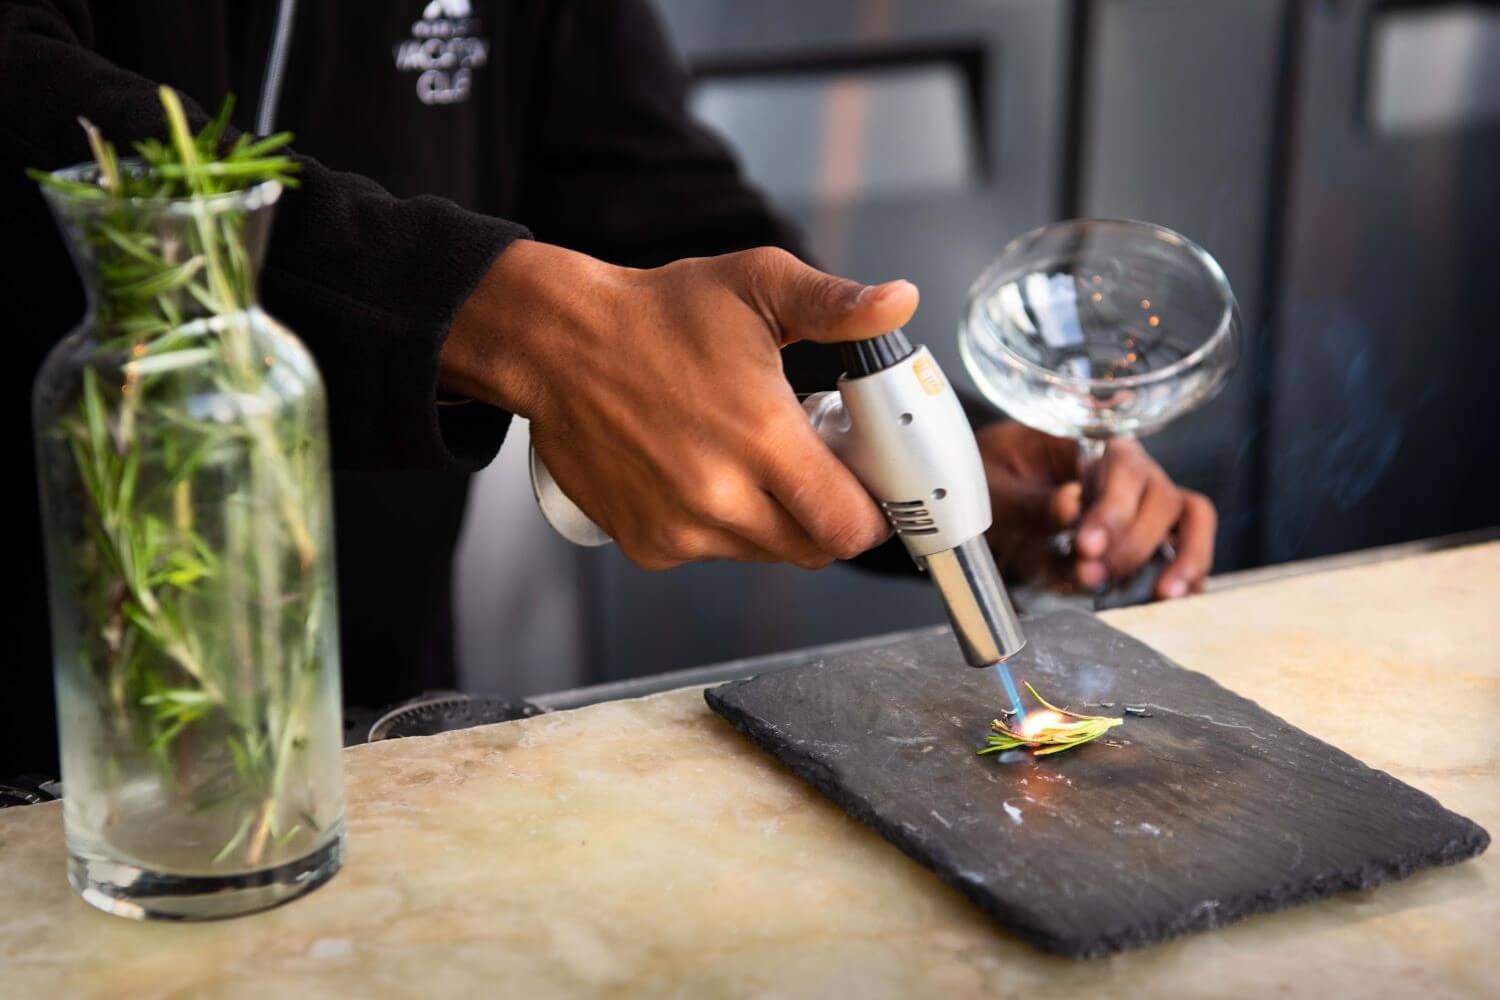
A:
[1,0,1215,773]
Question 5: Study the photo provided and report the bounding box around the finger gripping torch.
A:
[530,330,1027,679]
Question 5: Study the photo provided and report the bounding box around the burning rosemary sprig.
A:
[978,682,1123,757]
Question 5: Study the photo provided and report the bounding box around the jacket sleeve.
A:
[1,0,527,470]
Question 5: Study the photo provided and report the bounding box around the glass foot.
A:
[68,826,344,921]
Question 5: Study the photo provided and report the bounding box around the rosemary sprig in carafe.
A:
[32,88,327,866]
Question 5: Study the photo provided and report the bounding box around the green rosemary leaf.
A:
[114,256,205,299]
[221,215,252,301]
[159,565,208,589]
[187,528,223,575]
[134,320,204,353]
[151,158,297,180]
[77,117,122,195]
[230,131,295,160]
[227,734,252,784]
[122,524,153,603]
[26,169,107,197]
[1034,739,1092,756]
[132,138,171,169]
[196,94,236,157]
[212,811,255,865]
[1022,682,1073,718]
[97,224,163,266]
[125,347,216,377]
[159,85,205,194]
[185,281,224,315]
[117,316,175,338]
[67,432,102,509]
[151,547,212,590]
[80,367,110,465]
[116,446,141,518]
[156,292,183,330]
[147,718,188,761]
[141,689,215,708]
[168,435,223,489]
[98,260,160,285]
[121,601,163,642]
[87,520,126,581]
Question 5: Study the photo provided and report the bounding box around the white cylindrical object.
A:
[529,445,612,547]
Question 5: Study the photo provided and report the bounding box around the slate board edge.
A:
[703,620,1491,960]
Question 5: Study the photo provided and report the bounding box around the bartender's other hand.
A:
[976,422,1215,599]
[441,240,918,570]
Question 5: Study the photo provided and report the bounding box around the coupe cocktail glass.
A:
[960,218,1241,605]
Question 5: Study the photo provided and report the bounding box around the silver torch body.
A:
[806,330,1025,666]
[529,330,1026,668]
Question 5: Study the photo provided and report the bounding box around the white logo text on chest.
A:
[394,0,488,105]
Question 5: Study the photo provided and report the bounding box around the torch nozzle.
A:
[921,536,1029,722]
[923,537,1027,666]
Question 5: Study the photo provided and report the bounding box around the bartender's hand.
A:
[977,422,1215,599]
[441,240,917,570]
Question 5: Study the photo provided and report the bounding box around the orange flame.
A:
[1019,709,1068,739]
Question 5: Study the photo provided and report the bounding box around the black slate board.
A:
[705,611,1489,958]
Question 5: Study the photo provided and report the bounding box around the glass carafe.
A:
[32,168,345,919]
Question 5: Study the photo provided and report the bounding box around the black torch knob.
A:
[840,330,914,378]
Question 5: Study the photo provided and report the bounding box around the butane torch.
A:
[529,330,1028,714]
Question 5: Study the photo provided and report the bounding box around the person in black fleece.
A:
[1,0,1215,773]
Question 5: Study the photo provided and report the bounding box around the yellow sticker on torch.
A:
[912,355,945,396]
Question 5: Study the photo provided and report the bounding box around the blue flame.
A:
[991,660,1026,722]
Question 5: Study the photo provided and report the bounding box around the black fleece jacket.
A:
[3,0,872,772]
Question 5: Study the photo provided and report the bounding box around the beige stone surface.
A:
[3,543,1496,998]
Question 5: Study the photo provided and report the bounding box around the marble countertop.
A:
[3,543,1496,998]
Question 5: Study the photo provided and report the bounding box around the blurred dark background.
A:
[456,0,1499,699]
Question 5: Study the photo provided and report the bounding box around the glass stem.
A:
[1077,437,1108,507]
